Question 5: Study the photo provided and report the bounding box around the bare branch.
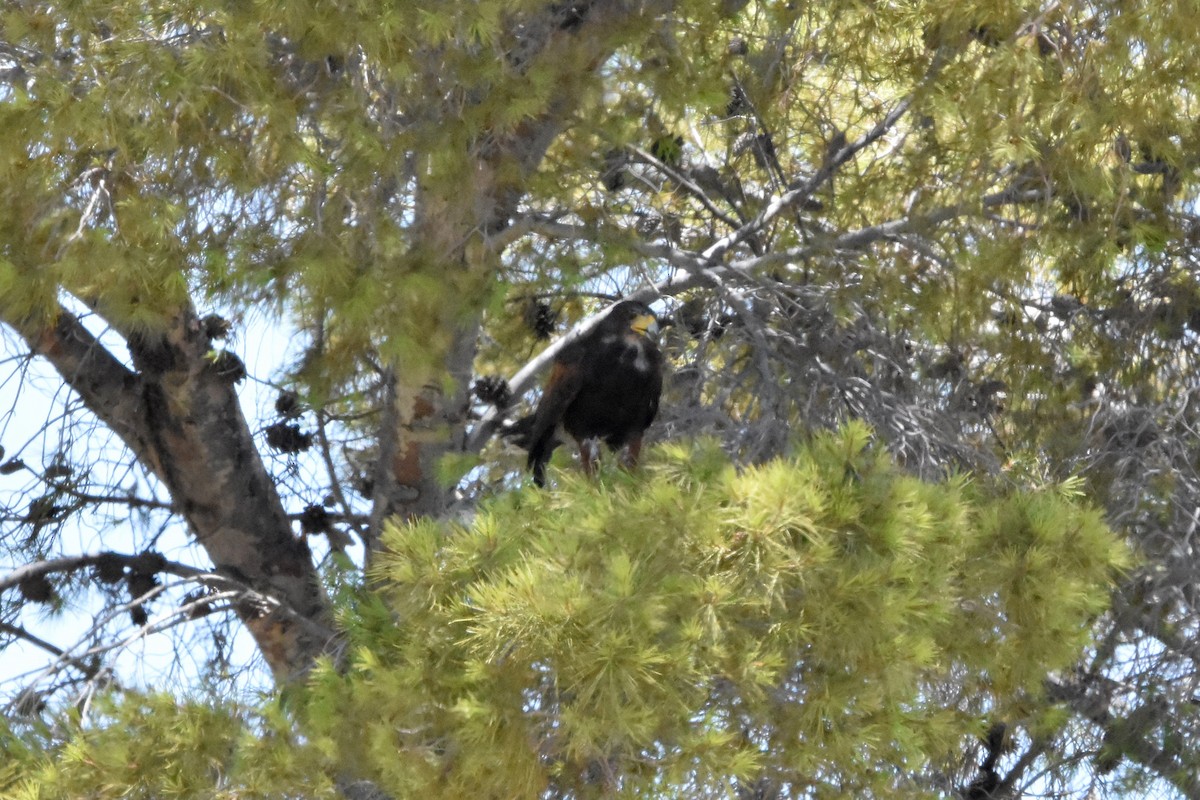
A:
[700,88,919,265]
[2,305,161,478]
[629,146,744,231]
[1046,676,1200,800]
[0,551,201,594]
[0,621,70,661]
[4,550,335,635]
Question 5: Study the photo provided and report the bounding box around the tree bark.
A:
[371,0,676,527]
[6,304,334,680]
[3,0,680,681]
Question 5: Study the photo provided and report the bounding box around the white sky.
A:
[0,306,328,710]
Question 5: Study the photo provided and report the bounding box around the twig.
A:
[628,145,743,231]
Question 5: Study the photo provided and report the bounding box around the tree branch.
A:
[3,305,163,479]
[0,551,336,642]
[629,145,744,231]
[700,84,921,265]
[1046,675,1200,799]
[1,302,336,679]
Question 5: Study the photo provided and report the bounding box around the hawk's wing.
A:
[526,355,586,486]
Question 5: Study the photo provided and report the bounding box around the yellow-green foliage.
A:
[301,425,1128,798]
[6,0,1200,423]
[0,694,335,800]
[0,427,1129,798]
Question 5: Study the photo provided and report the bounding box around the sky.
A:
[0,305,336,712]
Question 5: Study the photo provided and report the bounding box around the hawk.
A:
[511,300,663,487]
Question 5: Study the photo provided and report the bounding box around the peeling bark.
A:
[372,323,478,527]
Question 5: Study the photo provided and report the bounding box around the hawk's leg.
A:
[621,436,644,471]
[578,439,600,477]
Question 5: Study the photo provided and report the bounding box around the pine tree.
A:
[3,0,1200,796]
[4,430,1129,797]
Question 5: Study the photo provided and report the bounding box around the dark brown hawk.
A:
[514,300,663,487]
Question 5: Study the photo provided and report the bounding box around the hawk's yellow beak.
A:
[631,313,659,337]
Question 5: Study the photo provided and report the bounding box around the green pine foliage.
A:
[297,425,1128,797]
[4,0,1198,414]
[5,0,1194,794]
[0,428,1126,799]
[1,693,336,800]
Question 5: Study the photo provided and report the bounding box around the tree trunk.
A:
[9,305,334,680]
[369,0,675,528]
